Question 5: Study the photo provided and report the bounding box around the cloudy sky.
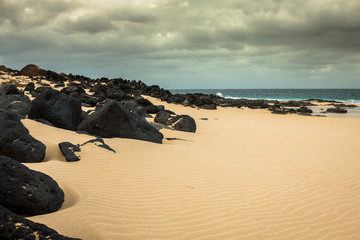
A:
[1,0,360,89]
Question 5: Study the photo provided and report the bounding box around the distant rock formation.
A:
[19,64,46,77]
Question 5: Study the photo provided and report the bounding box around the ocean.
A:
[170,89,360,104]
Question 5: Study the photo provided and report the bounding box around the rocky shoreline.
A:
[0,64,358,239]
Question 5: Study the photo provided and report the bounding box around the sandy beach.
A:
[20,97,360,240]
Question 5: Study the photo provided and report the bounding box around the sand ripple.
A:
[23,102,360,240]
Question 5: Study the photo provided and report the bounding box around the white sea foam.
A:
[216,92,223,98]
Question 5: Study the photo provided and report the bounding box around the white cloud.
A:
[179,1,189,8]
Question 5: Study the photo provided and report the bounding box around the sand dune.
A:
[23,98,360,239]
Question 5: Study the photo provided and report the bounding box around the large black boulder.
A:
[168,115,197,133]
[0,155,64,216]
[0,84,22,95]
[0,94,31,118]
[296,106,313,115]
[154,110,172,125]
[0,205,79,240]
[78,100,163,143]
[0,111,46,163]
[29,89,82,131]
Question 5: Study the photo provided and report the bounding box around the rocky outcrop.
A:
[296,107,313,115]
[60,85,86,96]
[0,205,79,240]
[78,100,163,143]
[0,155,64,216]
[269,106,296,115]
[59,142,81,162]
[326,107,347,113]
[29,89,82,131]
[0,110,46,163]
[0,65,13,73]
[19,64,46,77]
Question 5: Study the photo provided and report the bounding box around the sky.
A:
[1,0,360,89]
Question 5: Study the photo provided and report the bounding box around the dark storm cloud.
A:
[61,15,116,34]
[0,0,77,27]
[1,0,360,88]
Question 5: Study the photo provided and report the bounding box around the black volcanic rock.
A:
[29,89,82,131]
[198,104,217,110]
[154,110,172,125]
[24,82,35,92]
[145,105,161,114]
[0,205,79,240]
[0,155,64,216]
[90,84,108,94]
[0,84,22,95]
[0,94,31,118]
[296,106,313,115]
[168,115,197,133]
[59,142,81,162]
[46,70,67,82]
[136,97,153,107]
[61,85,86,96]
[326,107,347,113]
[105,87,126,101]
[30,86,53,97]
[0,110,46,163]
[121,99,147,117]
[79,93,99,107]
[155,110,196,132]
[77,100,163,143]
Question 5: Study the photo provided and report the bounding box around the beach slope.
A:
[25,97,360,240]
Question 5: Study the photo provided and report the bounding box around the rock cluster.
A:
[154,110,196,133]
[326,107,347,113]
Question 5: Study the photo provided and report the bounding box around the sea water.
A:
[170,89,360,104]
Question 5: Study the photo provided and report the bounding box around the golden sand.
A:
[21,97,360,240]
